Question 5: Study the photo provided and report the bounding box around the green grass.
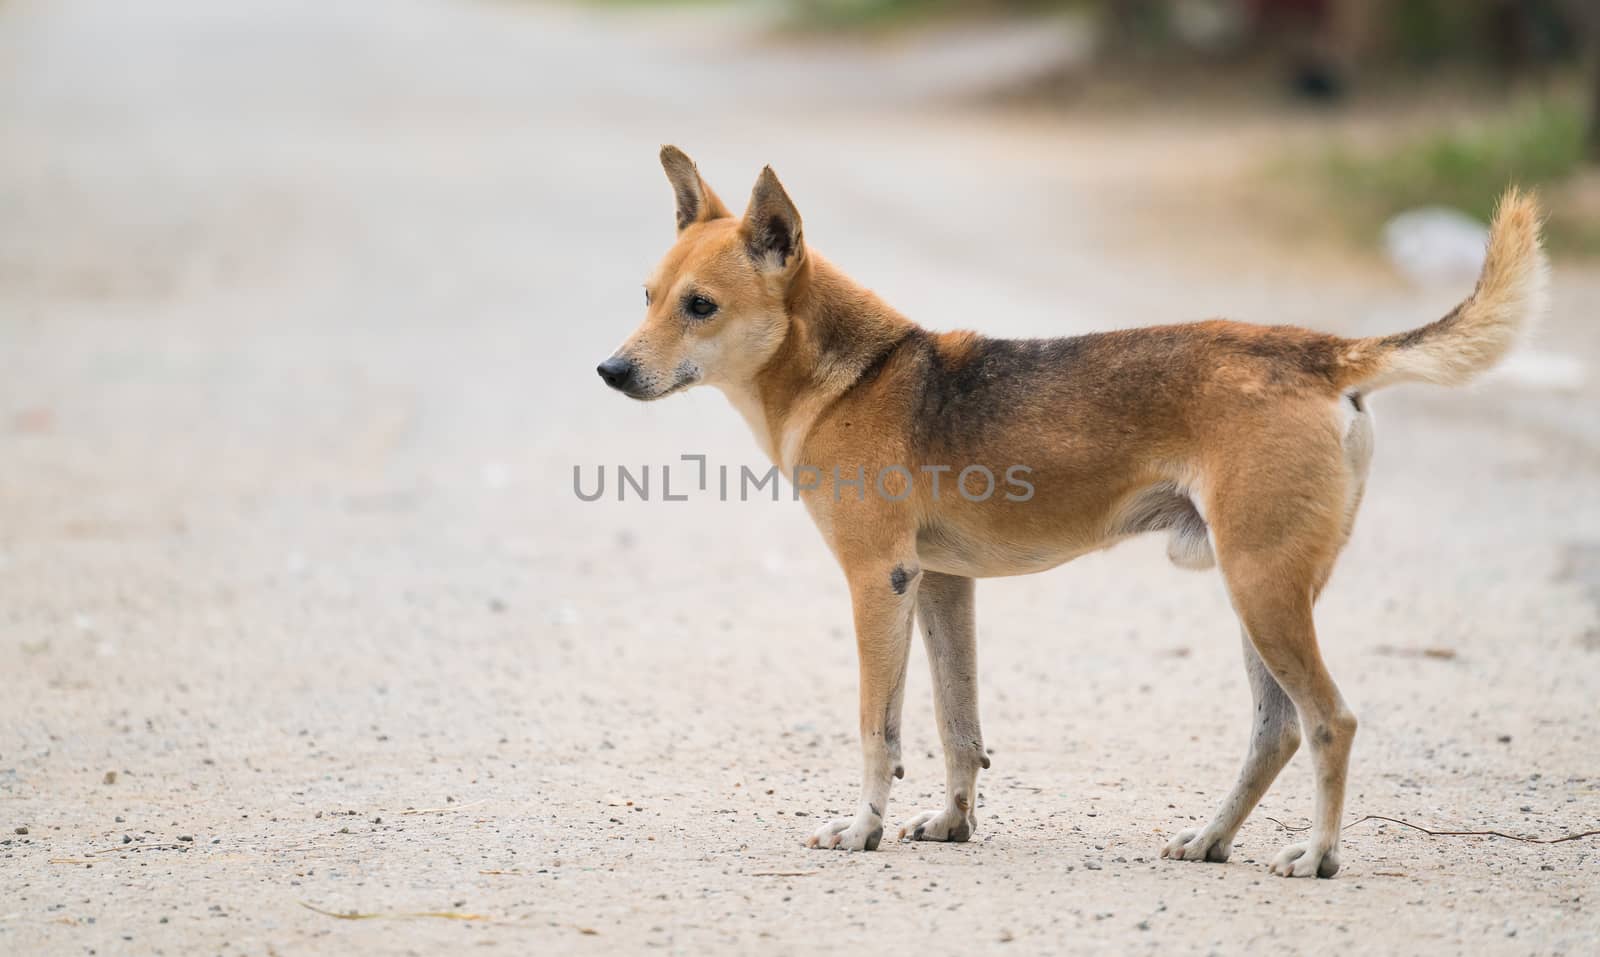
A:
[782,0,1078,33]
[1321,97,1598,252]
[786,0,958,31]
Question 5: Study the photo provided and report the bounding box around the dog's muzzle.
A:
[596,356,635,392]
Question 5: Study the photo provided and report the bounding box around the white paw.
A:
[1160,827,1232,863]
[897,808,974,843]
[1269,841,1341,878]
[805,813,884,852]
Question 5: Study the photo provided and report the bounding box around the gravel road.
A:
[3,1,1598,954]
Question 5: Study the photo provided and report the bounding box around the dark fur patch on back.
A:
[906,331,1091,456]
[894,320,1353,461]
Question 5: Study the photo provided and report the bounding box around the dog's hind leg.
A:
[897,571,989,843]
[1227,575,1356,878]
[1164,415,1360,877]
[806,556,919,852]
[1213,491,1356,877]
[1162,629,1300,863]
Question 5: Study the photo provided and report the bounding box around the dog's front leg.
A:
[805,560,918,851]
[898,571,988,843]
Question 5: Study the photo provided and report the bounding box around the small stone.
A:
[177,835,194,842]
[1497,734,1512,744]
[103,771,117,785]
[13,826,26,835]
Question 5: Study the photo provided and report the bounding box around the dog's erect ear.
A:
[660,145,730,232]
[741,166,804,275]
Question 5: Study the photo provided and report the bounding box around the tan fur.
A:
[600,148,1549,876]
[1338,188,1548,391]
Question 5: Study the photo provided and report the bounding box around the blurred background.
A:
[4,0,1597,953]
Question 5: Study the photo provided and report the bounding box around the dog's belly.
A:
[915,523,1097,578]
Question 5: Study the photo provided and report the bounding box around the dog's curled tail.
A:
[1339,187,1549,394]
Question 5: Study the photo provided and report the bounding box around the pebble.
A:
[13,826,26,835]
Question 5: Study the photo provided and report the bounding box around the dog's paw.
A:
[897,808,974,843]
[1269,841,1340,878]
[1160,827,1232,863]
[804,813,884,852]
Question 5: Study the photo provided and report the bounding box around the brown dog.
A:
[599,146,1548,877]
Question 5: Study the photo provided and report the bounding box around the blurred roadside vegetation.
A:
[572,0,1600,251]
[786,0,1075,31]
[1317,94,1600,253]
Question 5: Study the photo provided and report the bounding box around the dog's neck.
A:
[720,253,915,473]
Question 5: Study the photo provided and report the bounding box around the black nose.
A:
[596,356,634,390]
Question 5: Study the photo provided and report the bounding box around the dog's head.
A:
[597,146,805,400]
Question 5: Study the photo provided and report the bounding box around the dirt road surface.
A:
[3,1,1598,954]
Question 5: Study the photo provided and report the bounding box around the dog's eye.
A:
[687,296,718,319]
[644,288,652,306]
